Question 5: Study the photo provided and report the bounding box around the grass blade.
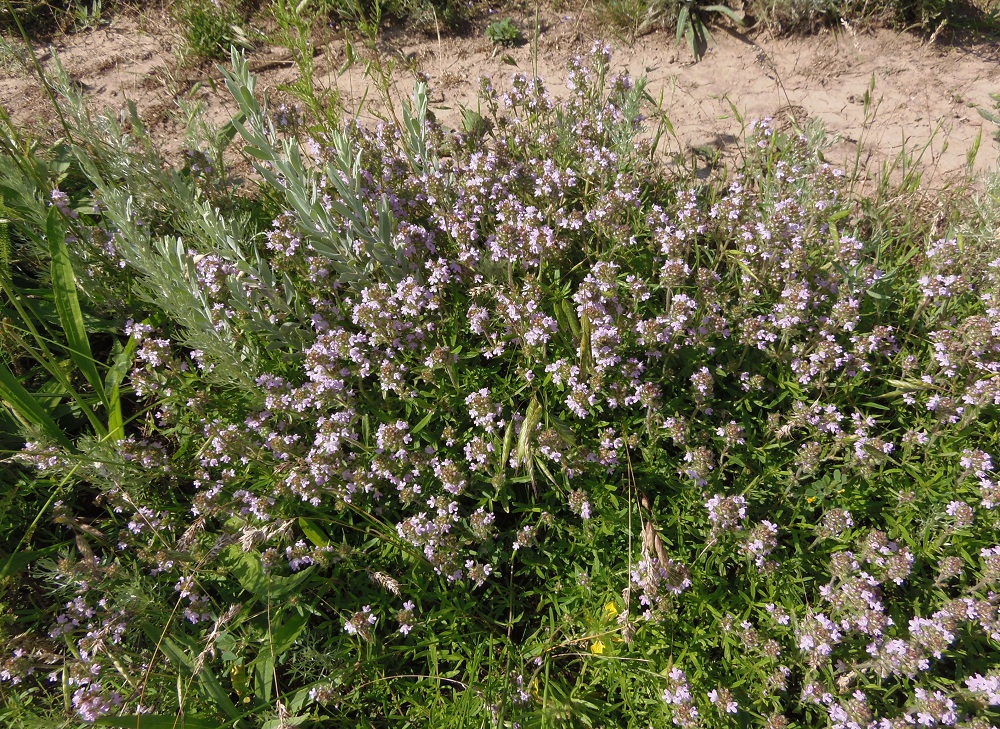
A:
[105,335,139,442]
[0,359,74,450]
[47,208,109,410]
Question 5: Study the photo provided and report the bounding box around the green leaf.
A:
[0,207,12,282]
[262,717,309,729]
[298,518,330,547]
[47,208,109,412]
[549,416,576,447]
[685,21,697,56]
[218,112,247,149]
[225,547,315,599]
[702,4,744,24]
[579,311,593,376]
[156,634,195,671]
[197,664,241,721]
[0,544,66,577]
[269,609,309,656]
[244,146,275,161]
[105,337,137,442]
[140,626,241,722]
[411,409,434,435]
[534,458,561,490]
[254,656,274,703]
[978,106,1000,125]
[0,360,74,450]
[500,416,516,473]
[559,299,580,339]
[676,5,690,47]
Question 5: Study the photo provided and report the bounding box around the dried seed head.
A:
[370,571,401,595]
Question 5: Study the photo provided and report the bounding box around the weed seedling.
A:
[485,17,523,47]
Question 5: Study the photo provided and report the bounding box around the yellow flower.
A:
[604,601,619,620]
[591,639,606,655]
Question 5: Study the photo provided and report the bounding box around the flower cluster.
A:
[6,41,1000,729]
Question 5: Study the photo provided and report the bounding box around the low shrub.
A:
[2,44,1000,728]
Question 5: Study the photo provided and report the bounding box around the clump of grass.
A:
[174,0,255,61]
[744,0,955,32]
[600,0,979,43]
[1,0,125,36]
[3,40,1000,729]
[599,0,656,35]
[0,35,29,75]
[303,0,466,32]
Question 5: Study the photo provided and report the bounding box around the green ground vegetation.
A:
[1,15,1000,729]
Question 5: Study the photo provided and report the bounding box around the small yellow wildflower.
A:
[591,639,606,655]
[604,601,619,620]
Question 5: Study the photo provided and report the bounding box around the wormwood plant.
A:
[3,43,1000,729]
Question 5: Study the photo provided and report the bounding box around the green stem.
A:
[0,276,106,434]
[0,458,81,581]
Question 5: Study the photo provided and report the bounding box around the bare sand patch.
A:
[3,10,998,186]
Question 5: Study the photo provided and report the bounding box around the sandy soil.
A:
[2,9,999,186]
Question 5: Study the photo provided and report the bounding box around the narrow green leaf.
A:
[676,6,689,46]
[141,626,240,722]
[262,717,308,729]
[559,299,580,339]
[298,517,330,547]
[225,547,314,599]
[158,635,195,672]
[254,656,274,703]
[244,146,274,161]
[218,112,246,148]
[702,4,744,24]
[579,311,593,376]
[0,544,66,577]
[0,204,11,282]
[978,107,1000,125]
[411,409,434,435]
[500,416,515,472]
[549,416,576,447]
[239,86,260,115]
[196,664,241,720]
[269,609,308,656]
[534,457,561,489]
[105,335,138,442]
[47,208,109,411]
[0,360,74,450]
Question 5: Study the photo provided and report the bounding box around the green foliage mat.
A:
[2,44,1000,729]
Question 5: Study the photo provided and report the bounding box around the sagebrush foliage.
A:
[2,44,1000,729]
